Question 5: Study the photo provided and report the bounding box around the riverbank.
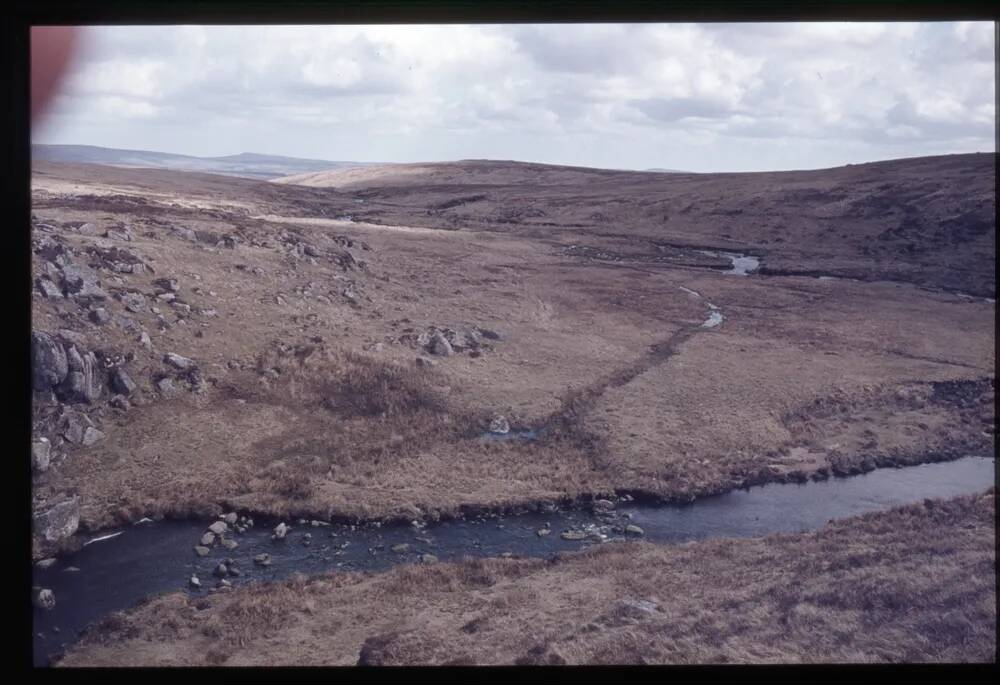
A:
[56,489,996,666]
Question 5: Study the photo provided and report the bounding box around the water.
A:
[32,456,994,666]
[699,250,761,276]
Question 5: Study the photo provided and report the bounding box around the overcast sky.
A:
[33,22,995,172]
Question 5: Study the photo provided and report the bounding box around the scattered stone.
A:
[189,575,201,589]
[414,356,437,368]
[77,222,101,236]
[60,345,104,403]
[208,521,228,535]
[222,538,238,551]
[81,426,105,446]
[164,353,196,371]
[200,532,216,546]
[88,308,111,325]
[155,377,175,395]
[489,415,511,435]
[253,553,272,567]
[32,498,80,547]
[139,330,153,351]
[390,543,410,553]
[33,588,57,610]
[223,512,238,525]
[213,563,228,578]
[35,558,58,570]
[36,277,64,299]
[429,332,454,357]
[560,531,587,541]
[121,292,147,313]
[62,411,92,445]
[31,332,68,389]
[625,524,645,536]
[272,522,289,540]
[110,367,137,396]
[419,553,438,564]
[593,499,616,513]
[153,277,180,293]
[536,528,551,537]
[194,545,210,557]
[32,438,51,473]
[227,564,241,577]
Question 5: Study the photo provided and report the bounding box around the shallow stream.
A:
[32,455,994,666]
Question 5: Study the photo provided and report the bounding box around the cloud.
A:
[34,22,995,172]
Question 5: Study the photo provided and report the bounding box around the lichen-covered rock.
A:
[59,345,103,403]
[33,498,80,554]
[32,332,68,390]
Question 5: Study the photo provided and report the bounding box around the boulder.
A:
[223,512,238,525]
[110,367,137,396]
[272,522,289,540]
[194,545,210,557]
[165,353,196,371]
[36,277,63,299]
[32,438,51,473]
[61,410,94,445]
[429,332,454,357]
[33,588,57,610]
[222,538,238,551]
[489,415,511,435]
[208,521,228,535]
[32,332,68,389]
[155,377,175,395]
[213,563,228,578]
[200,532,215,546]
[33,498,80,546]
[59,345,103,404]
[121,292,147,313]
[81,426,105,446]
[253,553,272,567]
[153,278,180,293]
[592,499,616,513]
[89,308,111,325]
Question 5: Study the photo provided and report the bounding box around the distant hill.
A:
[31,144,381,180]
[274,158,697,189]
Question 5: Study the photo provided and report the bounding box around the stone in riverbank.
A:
[33,497,80,556]
[33,588,57,610]
[194,546,210,557]
[208,521,228,535]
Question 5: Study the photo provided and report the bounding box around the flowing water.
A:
[32,455,994,666]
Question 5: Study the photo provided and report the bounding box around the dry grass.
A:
[59,491,996,666]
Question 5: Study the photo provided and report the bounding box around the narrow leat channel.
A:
[33,456,995,666]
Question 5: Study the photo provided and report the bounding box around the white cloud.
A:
[33,22,995,172]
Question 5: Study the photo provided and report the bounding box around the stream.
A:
[32,455,994,666]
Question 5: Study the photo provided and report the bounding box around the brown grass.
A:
[58,491,996,666]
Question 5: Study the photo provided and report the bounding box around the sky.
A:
[32,22,996,173]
